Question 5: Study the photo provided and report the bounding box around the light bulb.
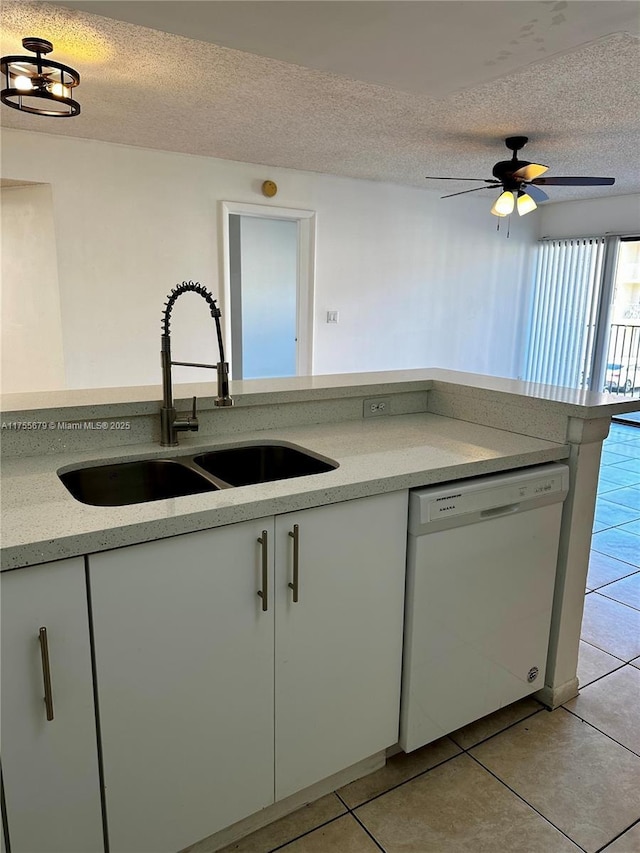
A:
[14,75,33,91]
[517,192,537,216]
[490,191,514,217]
[48,81,70,98]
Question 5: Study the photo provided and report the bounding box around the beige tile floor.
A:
[219,421,640,853]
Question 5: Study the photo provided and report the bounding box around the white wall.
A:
[1,128,538,391]
[539,194,640,239]
[1,184,66,393]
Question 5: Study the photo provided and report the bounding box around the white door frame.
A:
[219,201,316,377]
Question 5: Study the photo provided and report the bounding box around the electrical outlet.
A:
[364,397,391,417]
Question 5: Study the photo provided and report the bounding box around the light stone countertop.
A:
[0,413,568,571]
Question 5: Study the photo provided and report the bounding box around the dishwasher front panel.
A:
[400,501,563,753]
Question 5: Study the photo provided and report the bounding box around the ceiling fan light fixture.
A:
[0,37,80,117]
[427,137,615,222]
[517,191,537,216]
[491,190,514,217]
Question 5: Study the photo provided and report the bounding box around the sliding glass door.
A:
[523,236,640,394]
[603,239,640,395]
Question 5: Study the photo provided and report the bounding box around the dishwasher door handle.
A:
[480,503,520,519]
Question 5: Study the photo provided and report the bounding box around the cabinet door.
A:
[274,491,408,799]
[89,519,275,853]
[1,559,104,853]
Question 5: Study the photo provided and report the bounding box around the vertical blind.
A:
[524,237,606,389]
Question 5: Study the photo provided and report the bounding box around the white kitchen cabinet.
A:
[88,518,275,853]
[89,491,408,852]
[1,559,104,853]
[274,493,408,799]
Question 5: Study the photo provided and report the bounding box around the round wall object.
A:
[262,180,277,197]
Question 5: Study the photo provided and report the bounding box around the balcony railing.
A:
[604,324,640,395]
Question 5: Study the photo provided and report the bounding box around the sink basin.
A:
[193,443,338,487]
[59,443,338,506]
[59,459,220,506]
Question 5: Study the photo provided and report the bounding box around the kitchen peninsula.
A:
[1,368,638,853]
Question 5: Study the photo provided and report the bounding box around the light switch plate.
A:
[326,311,339,324]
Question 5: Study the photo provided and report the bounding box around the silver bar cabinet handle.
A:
[257,530,268,612]
[288,524,300,603]
[38,627,54,721]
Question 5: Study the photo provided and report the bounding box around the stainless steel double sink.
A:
[59,443,339,507]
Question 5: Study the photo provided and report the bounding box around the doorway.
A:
[220,202,315,380]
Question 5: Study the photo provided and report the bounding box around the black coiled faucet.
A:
[160,281,233,447]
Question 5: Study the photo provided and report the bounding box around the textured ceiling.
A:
[1,1,639,204]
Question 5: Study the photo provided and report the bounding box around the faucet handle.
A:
[186,396,199,432]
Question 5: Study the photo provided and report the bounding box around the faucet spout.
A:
[160,281,233,446]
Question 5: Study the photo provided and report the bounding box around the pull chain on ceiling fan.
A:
[425,137,615,217]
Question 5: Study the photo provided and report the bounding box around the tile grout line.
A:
[265,812,350,853]
[464,749,588,852]
[587,569,640,593]
[577,661,628,690]
[579,636,636,664]
[561,704,640,760]
[594,504,640,517]
[590,546,640,571]
[593,817,640,853]
[594,590,640,612]
[345,810,387,853]
[335,749,463,811]
[589,590,640,613]
[330,707,547,813]
[592,522,640,536]
[594,497,640,510]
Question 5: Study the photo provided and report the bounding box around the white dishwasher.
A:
[400,462,569,753]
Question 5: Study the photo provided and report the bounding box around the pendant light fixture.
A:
[1,37,80,117]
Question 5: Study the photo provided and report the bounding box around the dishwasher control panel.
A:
[409,463,569,534]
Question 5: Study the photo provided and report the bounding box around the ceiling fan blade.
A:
[441,185,500,199]
[512,163,548,181]
[425,176,493,182]
[531,176,615,186]
[522,184,549,203]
